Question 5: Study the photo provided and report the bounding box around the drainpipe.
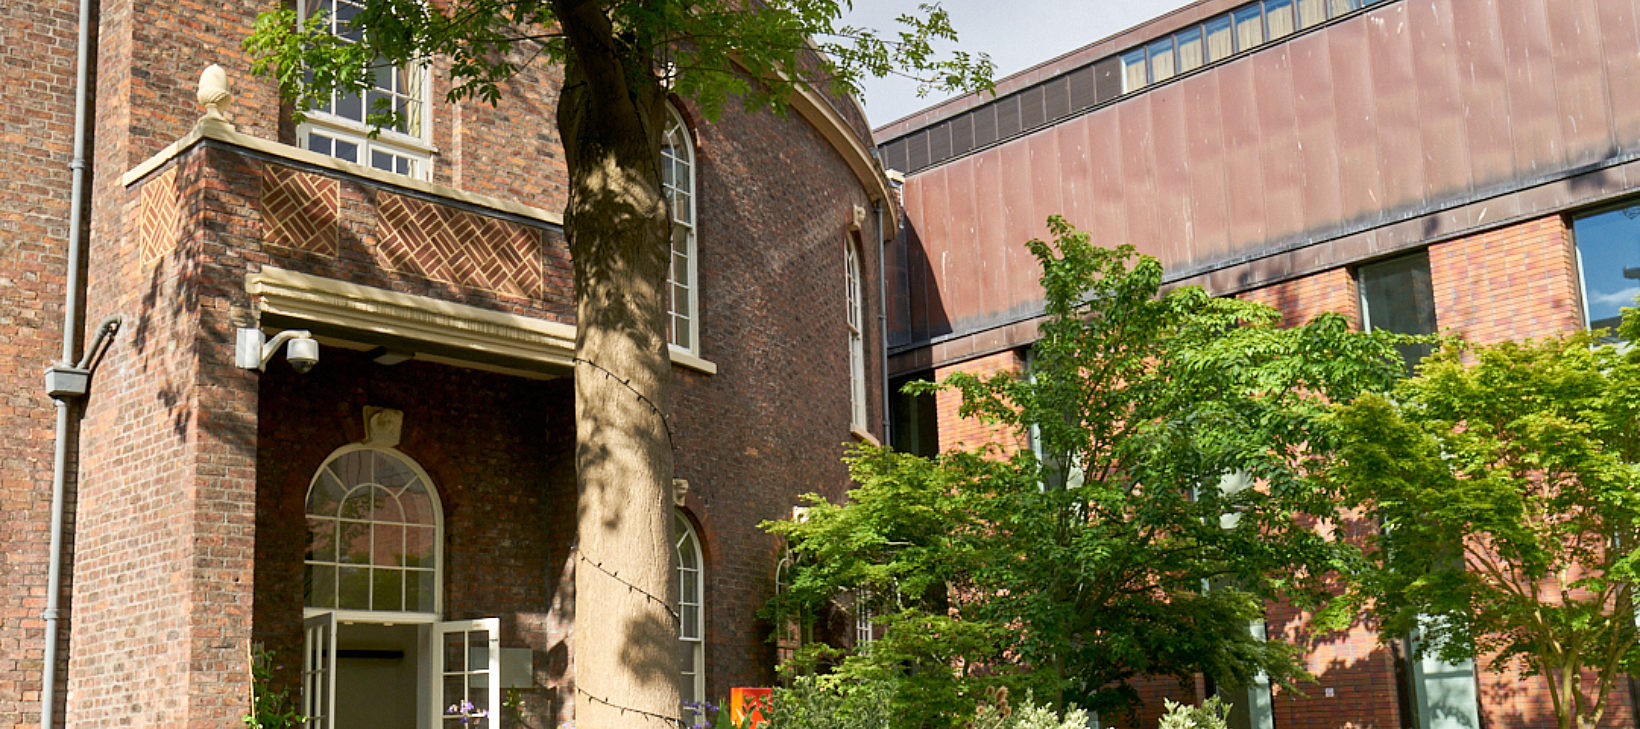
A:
[875,201,890,443]
[41,0,101,723]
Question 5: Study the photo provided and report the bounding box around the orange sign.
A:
[729,687,772,728]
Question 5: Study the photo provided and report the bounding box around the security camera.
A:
[286,336,319,373]
[235,328,319,374]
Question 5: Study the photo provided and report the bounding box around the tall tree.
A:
[244,3,990,727]
[767,218,1405,726]
[1328,326,1640,729]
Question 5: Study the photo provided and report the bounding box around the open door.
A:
[433,618,501,729]
[302,612,337,729]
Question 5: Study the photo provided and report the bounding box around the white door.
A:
[302,612,338,729]
[432,618,501,729]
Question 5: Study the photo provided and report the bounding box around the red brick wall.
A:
[1428,215,1583,345]
[670,92,890,697]
[0,0,78,725]
[931,349,1027,455]
[1238,268,1359,327]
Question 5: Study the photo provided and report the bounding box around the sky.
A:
[837,0,1197,129]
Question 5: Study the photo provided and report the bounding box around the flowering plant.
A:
[445,699,490,726]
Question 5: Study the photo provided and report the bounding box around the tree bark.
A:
[554,1,681,726]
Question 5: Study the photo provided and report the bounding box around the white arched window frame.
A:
[295,0,434,180]
[662,105,701,355]
[303,444,444,619]
[675,511,705,707]
[845,240,867,431]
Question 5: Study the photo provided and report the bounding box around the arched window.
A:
[675,511,705,705]
[662,105,700,354]
[845,240,866,431]
[304,446,442,614]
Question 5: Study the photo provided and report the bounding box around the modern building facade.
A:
[0,1,893,727]
[879,0,1640,727]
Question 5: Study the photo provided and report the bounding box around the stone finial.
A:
[197,64,233,123]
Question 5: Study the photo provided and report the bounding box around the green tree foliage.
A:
[766,217,1405,726]
[243,0,993,128]
[1328,323,1640,729]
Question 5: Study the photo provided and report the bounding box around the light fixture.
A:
[365,346,414,365]
[235,327,319,373]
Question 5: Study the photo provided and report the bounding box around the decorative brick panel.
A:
[260,164,340,256]
[377,192,543,298]
[138,165,180,265]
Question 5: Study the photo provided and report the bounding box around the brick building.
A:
[0,1,892,727]
[878,0,1640,727]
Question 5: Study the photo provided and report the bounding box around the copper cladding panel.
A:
[1410,0,1474,202]
[1252,45,1305,244]
[1290,30,1345,240]
[1598,0,1640,149]
[1367,1,1428,214]
[1119,95,1164,261]
[1548,0,1617,166]
[1499,0,1564,176]
[1451,0,1515,187]
[1185,70,1231,264]
[1150,82,1195,266]
[1083,108,1131,247]
[1328,16,1386,225]
[1218,58,1269,252]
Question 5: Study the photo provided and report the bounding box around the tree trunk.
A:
[555,1,681,726]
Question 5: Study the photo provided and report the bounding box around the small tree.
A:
[767,217,1404,726]
[1328,326,1640,729]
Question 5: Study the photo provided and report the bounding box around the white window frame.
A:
[845,240,867,431]
[663,105,701,356]
[295,0,434,180]
[303,444,444,619]
[675,511,706,709]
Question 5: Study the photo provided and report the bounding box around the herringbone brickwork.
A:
[138,165,179,265]
[260,164,339,256]
[377,192,543,298]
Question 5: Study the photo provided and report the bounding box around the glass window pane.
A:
[1265,0,1296,39]
[308,469,347,515]
[338,566,371,609]
[373,523,404,566]
[1234,7,1265,51]
[1330,0,1361,14]
[340,521,372,563]
[1574,205,1640,335]
[407,569,436,612]
[1147,37,1176,83]
[339,490,370,520]
[1359,250,1438,373]
[1121,49,1148,92]
[307,134,334,156]
[1298,0,1327,28]
[335,91,363,124]
[372,569,403,612]
[1176,27,1205,73]
[333,139,359,163]
[307,518,337,563]
[404,526,436,567]
[1205,17,1235,62]
[306,563,337,608]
